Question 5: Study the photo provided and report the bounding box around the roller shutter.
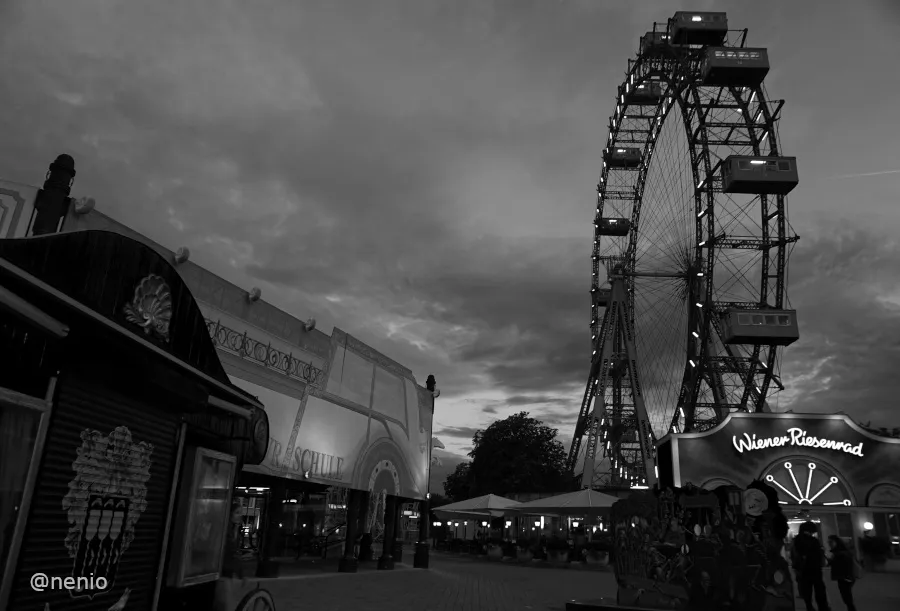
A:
[8,377,179,611]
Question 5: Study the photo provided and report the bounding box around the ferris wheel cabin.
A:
[625,81,664,106]
[668,12,728,46]
[595,217,631,236]
[592,288,612,308]
[721,156,799,195]
[701,48,770,87]
[721,309,799,346]
[640,31,671,56]
[604,147,643,169]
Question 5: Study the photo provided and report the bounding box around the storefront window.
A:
[0,400,42,580]
[233,492,266,558]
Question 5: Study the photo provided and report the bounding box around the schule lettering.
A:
[266,438,344,480]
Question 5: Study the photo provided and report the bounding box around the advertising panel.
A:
[0,180,38,238]
[229,340,432,500]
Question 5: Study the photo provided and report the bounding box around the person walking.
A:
[827,535,858,611]
[791,522,831,611]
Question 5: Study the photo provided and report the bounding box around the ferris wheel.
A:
[567,11,801,491]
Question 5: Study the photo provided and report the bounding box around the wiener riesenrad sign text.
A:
[732,427,864,458]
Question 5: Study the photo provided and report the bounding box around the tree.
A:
[429,493,451,508]
[444,411,569,498]
[443,461,473,501]
[469,411,569,496]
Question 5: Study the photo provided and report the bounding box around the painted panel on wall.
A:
[326,345,345,396]
[372,366,406,425]
[333,349,374,408]
[0,181,38,238]
[292,396,369,481]
[230,370,431,499]
[229,376,299,475]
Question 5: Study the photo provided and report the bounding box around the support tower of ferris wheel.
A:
[566,11,802,491]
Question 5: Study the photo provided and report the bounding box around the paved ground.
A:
[231,552,900,611]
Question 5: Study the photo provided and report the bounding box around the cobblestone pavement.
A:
[234,553,900,611]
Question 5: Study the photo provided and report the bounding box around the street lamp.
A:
[414,375,440,569]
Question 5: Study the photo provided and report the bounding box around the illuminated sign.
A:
[270,445,344,481]
[732,427,864,458]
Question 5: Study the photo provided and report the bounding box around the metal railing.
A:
[205,318,326,387]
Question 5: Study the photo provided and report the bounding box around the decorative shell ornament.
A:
[123,274,172,343]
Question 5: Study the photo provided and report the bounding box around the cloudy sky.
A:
[3,0,900,474]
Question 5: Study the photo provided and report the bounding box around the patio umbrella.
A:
[507,489,619,516]
[434,493,521,519]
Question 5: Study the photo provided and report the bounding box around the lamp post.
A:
[414,374,439,568]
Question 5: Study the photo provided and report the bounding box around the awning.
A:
[434,493,521,519]
[506,489,619,516]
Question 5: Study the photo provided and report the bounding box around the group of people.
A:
[790,521,859,611]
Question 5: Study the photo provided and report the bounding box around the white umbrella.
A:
[434,493,521,519]
[507,489,619,516]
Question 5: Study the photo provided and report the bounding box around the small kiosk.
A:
[0,228,270,611]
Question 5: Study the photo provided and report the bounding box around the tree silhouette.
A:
[443,461,473,501]
[442,411,569,500]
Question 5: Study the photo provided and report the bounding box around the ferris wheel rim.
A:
[590,37,793,439]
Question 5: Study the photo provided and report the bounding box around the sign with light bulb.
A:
[732,427,864,458]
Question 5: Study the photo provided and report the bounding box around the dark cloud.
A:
[506,394,577,407]
[1,0,899,456]
[776,225,900,428]
[434,426,481,441]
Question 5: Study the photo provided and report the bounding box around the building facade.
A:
[0,226,265,610]
[1,175,434,569]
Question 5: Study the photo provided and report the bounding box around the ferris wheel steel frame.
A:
[568,17,799,490]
